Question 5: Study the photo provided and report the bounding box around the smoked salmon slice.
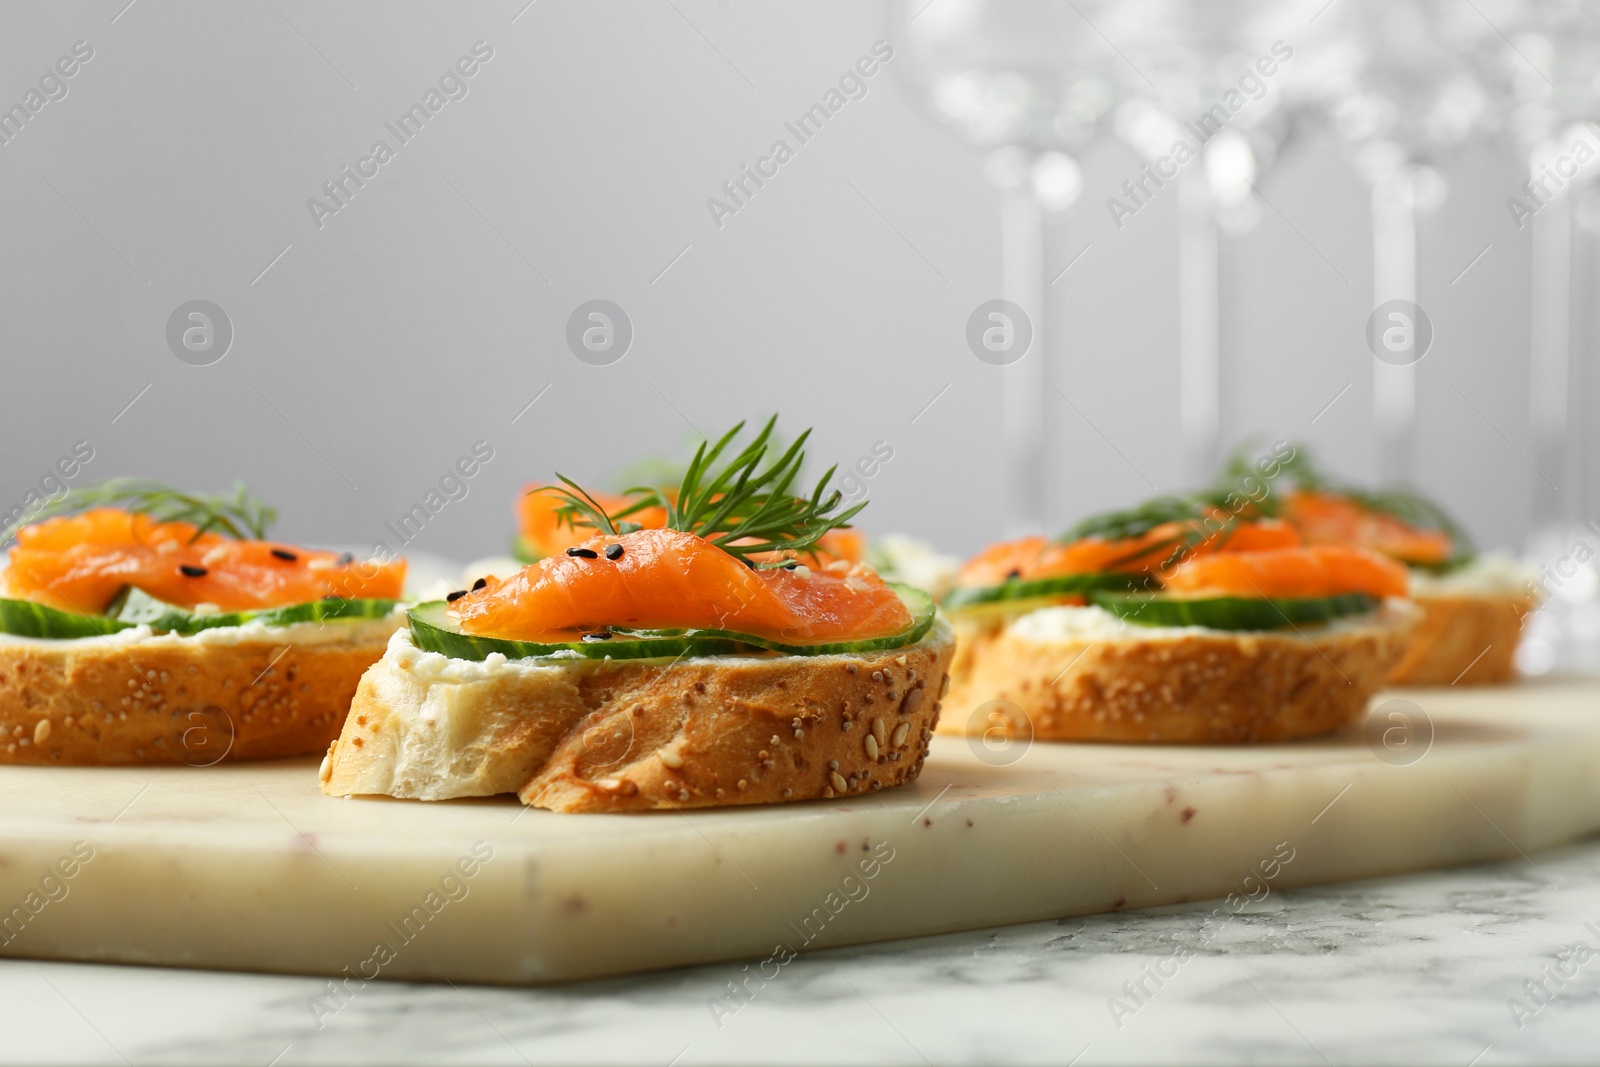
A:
[4,508,405,614]
[1162,543,1410,600]
[454,527,908,644]
[1285,491,1454,565]
[956,518,1303,588]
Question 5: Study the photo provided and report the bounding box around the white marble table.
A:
[4,836,1598,1066]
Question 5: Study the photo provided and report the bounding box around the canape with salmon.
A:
[0,481,407,764]
[487,433,960,602]
[323,419,953,813]
[939,467,1419,743]
[1262,446,1536,685]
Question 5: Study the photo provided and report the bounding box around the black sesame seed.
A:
[604,544,624,561]
[784,562,798,571]
[179,565,207,578]
[472,577,487,591]
[566,547,599,559]
[1006,569,1022,580]
[337,552,355,566]
[270,548,298,562]
[581,631,612,642]
[446,589,469,602]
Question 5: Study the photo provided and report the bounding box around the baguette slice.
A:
[0,615,402,764]
[939,600,1419,744]
[322,622,954,813]
[1389,591,1535,686]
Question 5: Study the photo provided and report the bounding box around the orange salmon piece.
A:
[1163,543,1410,600]
[454,527,908,644]
[955,519,1302,588]
[3,508,405,613]
[1285,491,1453,564]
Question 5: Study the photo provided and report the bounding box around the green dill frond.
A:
[6,479,278,543]
[1251,441,1476,561]
[534,417,864,567]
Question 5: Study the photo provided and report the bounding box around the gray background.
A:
[0,0,1579,562]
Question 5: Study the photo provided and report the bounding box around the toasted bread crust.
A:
[322,626,954,812]
[939,605,1417,743]
[1388,592,1534,686]
[0,631,394,765]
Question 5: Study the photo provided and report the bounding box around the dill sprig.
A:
[1059,450,1289,576]
[1259,442,1476,563]
[1061,496,1225,575]
[537,417,865,567]
[9,479,278,543]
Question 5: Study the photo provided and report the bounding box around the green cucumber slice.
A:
[408,582,937,662]
[0,590,398,641]
[111,587,399,635]
[943,571,1152,610]
[1088,591,1380,631]
[0,598,132,639]
[617,584,938,656]
[409,601,751,661]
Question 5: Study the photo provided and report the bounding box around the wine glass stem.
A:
[1372,179,1417,485]
[1179,168,1221,484]
[1529,186,1572,528]
[1001,188,1046,537]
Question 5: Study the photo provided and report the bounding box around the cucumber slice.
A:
[408,583,938,662]
[943,571,1152,610]
[0,598,132,639]
[111,587,399,635]
[0,590,398,641]
[1088,591,1380,631]
[409,601,751,661]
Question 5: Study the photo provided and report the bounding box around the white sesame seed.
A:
[658,747,684,769]
[33,720,50,745]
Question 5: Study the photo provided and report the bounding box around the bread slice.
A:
[1388,591,1534,686]
[321,621,955,813]
[0,615,402,765]
[938,601,1419,743]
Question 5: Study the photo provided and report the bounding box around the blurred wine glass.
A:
[1321,0,1517,486]
[1502,0,1600,673]
[1111,0,1318,484]
[893,0,1180,535]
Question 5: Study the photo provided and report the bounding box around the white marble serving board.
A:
[1,680,1597,986]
